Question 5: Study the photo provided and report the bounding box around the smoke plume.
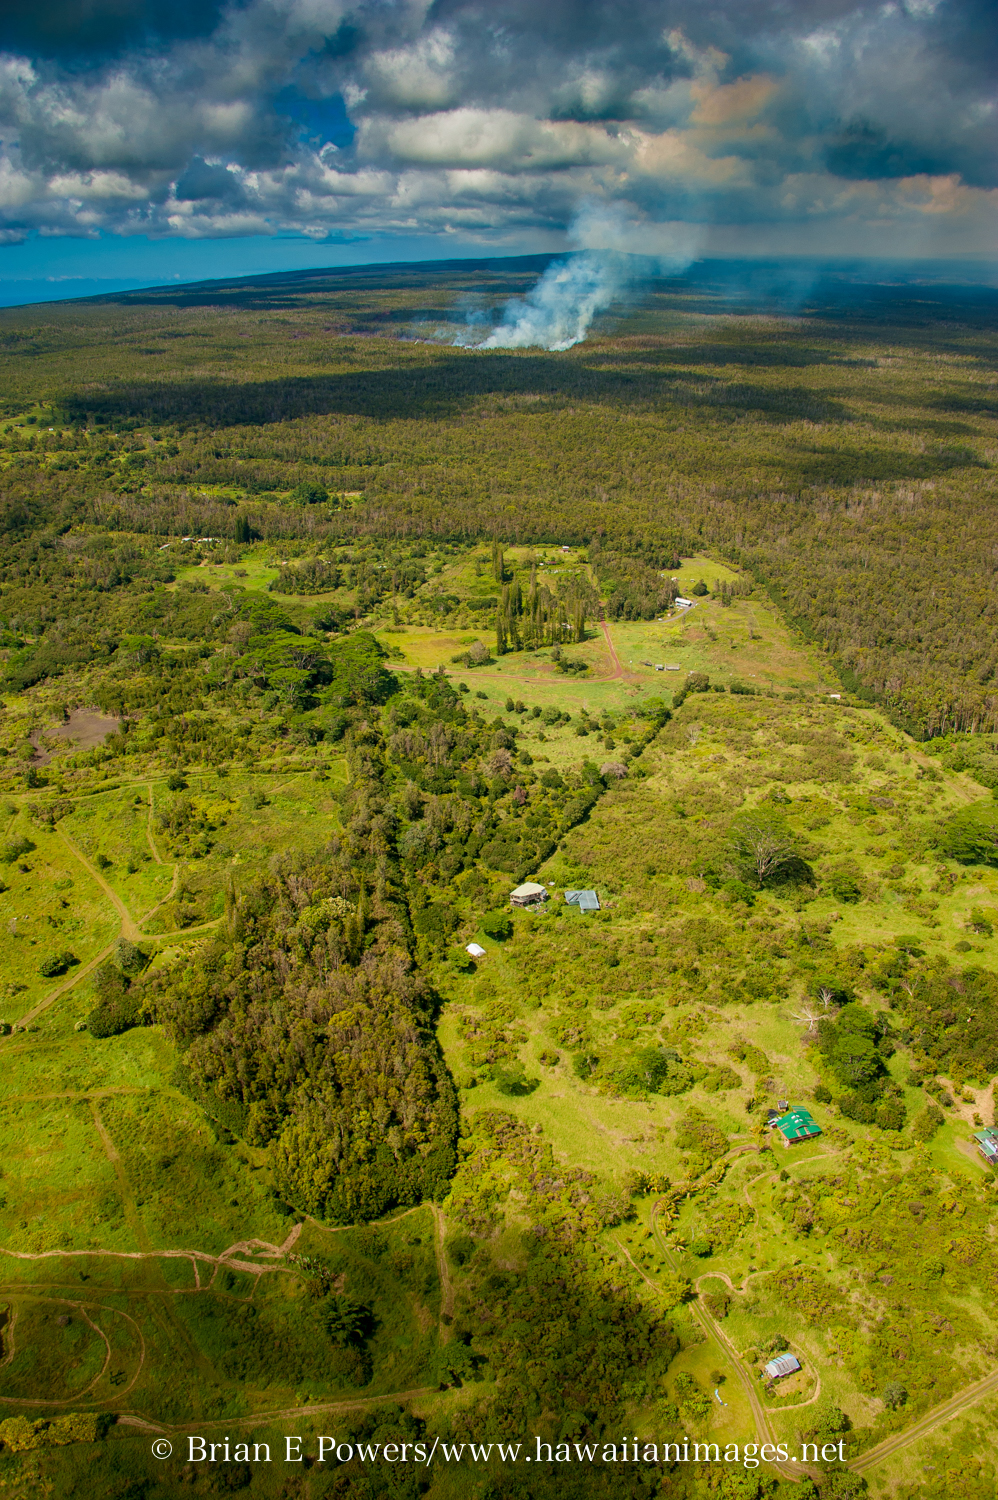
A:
[461,203,702,351]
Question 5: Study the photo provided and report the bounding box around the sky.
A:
[0,0,995,305]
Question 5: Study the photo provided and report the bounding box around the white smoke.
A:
[461,203,702,352]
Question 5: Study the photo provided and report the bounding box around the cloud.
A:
[0,0,993,257]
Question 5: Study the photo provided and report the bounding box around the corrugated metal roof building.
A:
[764,1354,801,1380]
[510,882,548,907]
[565,889,600,912]
[974,1128,998,1164]
[774,1108,821,1145]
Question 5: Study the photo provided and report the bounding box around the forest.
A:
[0,258,996,1500]
[0,256,995,736]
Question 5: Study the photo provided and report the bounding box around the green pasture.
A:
[98,1092,290,1254]
[608,590,830,693]
[0,815,120,1019]
[169,550,279,593]
[0,1097,125,1254]
[0,1299,111,1403]
[870,1402,997,1499]
[61,788,177,914]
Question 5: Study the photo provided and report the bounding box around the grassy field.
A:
[0,527,995,1493]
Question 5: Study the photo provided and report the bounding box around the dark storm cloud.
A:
[0,0,993,254]
[0,0,238,60]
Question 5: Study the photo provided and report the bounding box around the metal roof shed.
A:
[764,1354,801,1380]
[565,889,600,912]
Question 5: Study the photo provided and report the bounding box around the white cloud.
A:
[364,30,457,109]
[0,0,992,257]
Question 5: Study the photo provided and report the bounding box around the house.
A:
[565,889,600,912]
[773,1108,822,1147]
[777,1099,789,1112]
[509,881,548,908]
[764,1354,801,1381]
[973,1128,998,1164]
[465,942,487,958]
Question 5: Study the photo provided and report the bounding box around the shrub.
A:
[446,1234,476,1267]
[0,1412,109,1452]
[719,877,755,906]
[828,873,862,903]
[87,991,144,1039]
[291,480,329,506]
[318,1295,371,1345]
[874,1097,906,1131]
[910,1104,944,1141]
[38,949,78,979]
[768,1266,838,1323]
[412,903,459,951]
[702,1291,730,1319]
[937,801,998,864]
[113,938,149,976]
[702,1064,741,1093]
[572,1050,600,1080]
[1,837,35,864]
[481,910,512,941]
[494,1062,539,1097]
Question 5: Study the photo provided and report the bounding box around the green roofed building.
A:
[973,1128,998,1165]
[773,1108,822,1147]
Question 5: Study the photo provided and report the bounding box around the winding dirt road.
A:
[648,1205,808,1484]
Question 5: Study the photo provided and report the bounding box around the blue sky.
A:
[0,230,500,307]
[0,0,995,307]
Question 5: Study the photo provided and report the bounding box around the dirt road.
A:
[851,1369,998,1474]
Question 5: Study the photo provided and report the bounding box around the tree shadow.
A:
[57,348,859,429]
